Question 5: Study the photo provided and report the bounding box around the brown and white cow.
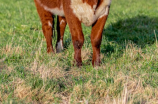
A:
[34,0,111,67]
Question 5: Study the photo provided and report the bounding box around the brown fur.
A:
[34,0,111,67]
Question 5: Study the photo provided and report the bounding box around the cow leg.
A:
[91,12,109,67]
[64,15,84,67]
[56,16,67,53]
[70,23,84,67]
[69,20,84,67]
[42,15,54,53]
[34,1,54,53]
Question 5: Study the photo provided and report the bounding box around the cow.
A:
[34,0,111,67]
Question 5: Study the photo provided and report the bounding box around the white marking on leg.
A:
[56,40,63,53]
[48,21,52,27]
[60,19,65,25]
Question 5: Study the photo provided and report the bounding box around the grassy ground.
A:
[0,0,158,103]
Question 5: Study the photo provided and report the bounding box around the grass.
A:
[0,0,158,103]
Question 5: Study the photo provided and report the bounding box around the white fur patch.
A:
[36,0,65,16]
[56,40,63,53]
[93,5,97,11]
[70,0,111,26]
[60,19,65,25]
[44,7,64,16]
[99,6,109,19]
[48,21,52,27]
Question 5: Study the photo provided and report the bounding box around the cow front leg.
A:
[91,14,109,67]
[71,23,84,67]
[56,16,67,53]
[72,35,84,67]
[65,16,84,67]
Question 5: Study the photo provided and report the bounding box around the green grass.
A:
[0,0,158,103]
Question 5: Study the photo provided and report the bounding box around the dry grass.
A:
[1,78,56,104]
[1,0,158,103]
[67,72,158,104]
[1,44,23,56]
[1,41,158,104]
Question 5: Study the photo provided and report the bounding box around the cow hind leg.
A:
[42,16,54,53]
[34,0,54,53]
[56,16,67,53]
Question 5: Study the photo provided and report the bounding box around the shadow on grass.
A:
[101,15,158,56]
[53,15,158,66]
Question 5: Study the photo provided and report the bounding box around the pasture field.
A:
[0,0,158,103]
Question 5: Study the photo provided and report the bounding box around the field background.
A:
[0,0,158,103]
